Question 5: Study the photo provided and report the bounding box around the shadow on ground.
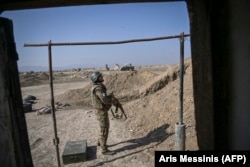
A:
[87,146,97,161]
[88,123,172,167]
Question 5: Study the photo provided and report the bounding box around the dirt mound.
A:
[37,72,49,80]
[19,72,49,87]
[104,71,157,93]
[56,84,92,109]
[123,58,197,150]
[55,59,192,111]
[104,71,157,101]
[56,70,157,108]
[20,75,43,87]
[19,70,90,87]
[56,58,192,105]
[139,59,191,97]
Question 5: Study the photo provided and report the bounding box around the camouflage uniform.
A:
[91,82,112,152]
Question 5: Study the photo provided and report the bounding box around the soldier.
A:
[105,64,110,71]
[90,71,116,155]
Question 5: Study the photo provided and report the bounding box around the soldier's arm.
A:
[95,87,112,104]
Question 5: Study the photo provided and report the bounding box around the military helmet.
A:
[90,71,102,82]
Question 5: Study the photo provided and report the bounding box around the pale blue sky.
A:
[1,1,190,71]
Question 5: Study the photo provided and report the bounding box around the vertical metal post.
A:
[179,32,184,125]
[48,40,61,167]
[174,32,186,151]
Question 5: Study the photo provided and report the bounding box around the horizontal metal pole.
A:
[24,34,190,47]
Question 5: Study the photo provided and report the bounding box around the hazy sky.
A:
[1,2,191,70]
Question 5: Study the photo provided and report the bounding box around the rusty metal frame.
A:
[24,34,190,47]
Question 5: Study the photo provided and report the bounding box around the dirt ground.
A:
[20,58,198,167]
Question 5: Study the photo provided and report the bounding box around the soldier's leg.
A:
[99,126,108,151]
[100,115,115,155]
[96,110,105,146]
[96,111,115,155]
[100,114,109,151]
[97,127,109,146]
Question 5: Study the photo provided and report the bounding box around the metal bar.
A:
[174,32,186,151]
[48,40,61,167]
[179,32,185,124]
[24,34,190,47]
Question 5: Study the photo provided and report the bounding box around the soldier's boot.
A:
[101,143,115,155]
[102,149,116,155]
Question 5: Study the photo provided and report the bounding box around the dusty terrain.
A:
[20,58,198,167]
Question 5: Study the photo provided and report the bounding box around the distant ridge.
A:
[18,66,80,72]
[18,66,48,72]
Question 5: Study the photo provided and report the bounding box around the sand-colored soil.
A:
[21,58,198,167]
